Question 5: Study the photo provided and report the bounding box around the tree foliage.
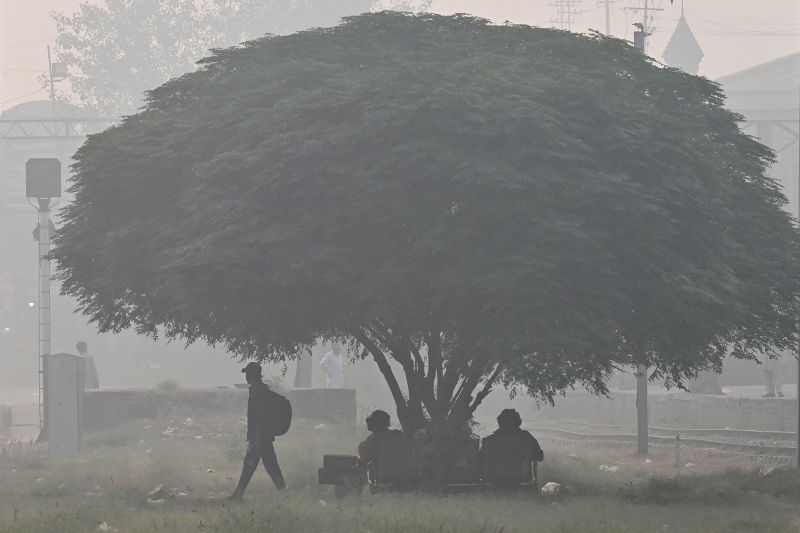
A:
[51,0,430,116]
[54,13,800,430]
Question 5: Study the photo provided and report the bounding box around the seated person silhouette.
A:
[480,408,543,484]
[358,410,405,481]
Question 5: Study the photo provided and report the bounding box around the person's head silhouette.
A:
[241,362,263,385]
[365,410,391,432]
[75,341,88,355]
[497,408,522,431]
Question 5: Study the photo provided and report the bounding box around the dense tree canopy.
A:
[54,12,800,430]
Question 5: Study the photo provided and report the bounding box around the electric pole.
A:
[550,0,583,32]
[625,0,664,54]
[601,0,614,35]
[631,7,655,456]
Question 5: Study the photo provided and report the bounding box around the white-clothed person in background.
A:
[320,343,345,388]
[77,341,100,389]
[760,352,784,398]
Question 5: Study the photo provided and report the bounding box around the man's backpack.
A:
[266,388,292,437]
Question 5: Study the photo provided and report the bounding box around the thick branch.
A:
[469,363,503,411]
[368,323,430,429]
[425,330,442,386]
[354,329,407,413]
[410,342,425,375]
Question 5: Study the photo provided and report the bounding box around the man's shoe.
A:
[226,492,243,502]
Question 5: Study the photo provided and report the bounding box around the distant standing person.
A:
[229,362,287,500]
[761,353,784,398]
[320,343,344,388]
[76,341,99,389]
[293,347,313,388]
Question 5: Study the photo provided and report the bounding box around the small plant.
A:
[155,379,180,392]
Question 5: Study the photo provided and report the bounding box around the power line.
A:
[1,87,44,105]
[1,67,47,73]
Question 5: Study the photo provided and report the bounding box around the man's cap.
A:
[241,362,262,374]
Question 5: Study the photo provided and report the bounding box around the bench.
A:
[318,436,538,493]
[317,454,366,496]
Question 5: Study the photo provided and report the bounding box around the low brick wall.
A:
[537,390,798,431]
[83,387,356,430]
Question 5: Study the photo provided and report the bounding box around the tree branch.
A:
[354,329,407,413]
[469,363,503,411]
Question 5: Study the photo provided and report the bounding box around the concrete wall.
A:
[82,387,356,430]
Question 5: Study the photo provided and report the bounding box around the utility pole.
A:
[47,46,56,117]
[625,0,664,54]
[550,0,583,32]
[601,0,614,35]
[631,16,651,456]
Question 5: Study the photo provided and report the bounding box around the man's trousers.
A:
[234,439,286,494]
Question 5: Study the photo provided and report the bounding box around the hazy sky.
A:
[1,0,799,112]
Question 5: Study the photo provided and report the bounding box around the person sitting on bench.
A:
[358,410,404,467]
[480,408,543,484]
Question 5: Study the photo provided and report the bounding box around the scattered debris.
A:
[759,465,777,477]
[541,482,561,496]
[206,468,215,473]
[147,484,166,502]
[169,487,189,498]
[599,464,619,472]
[319,499,328,507]
[684,463,696,468]
[314,424,328,430]
[97,521,117,531]
[644,458,653,464]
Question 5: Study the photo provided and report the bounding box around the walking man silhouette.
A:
[228,362,286,500]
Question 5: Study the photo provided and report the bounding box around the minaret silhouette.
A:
[663,1,704,75]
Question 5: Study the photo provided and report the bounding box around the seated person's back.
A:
[358,410,404,467]
[480,409,543,483]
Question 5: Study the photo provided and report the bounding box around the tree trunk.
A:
[356,325,501,434]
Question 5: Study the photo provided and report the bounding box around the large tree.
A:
[50,0,430,116]
[54,13,800,432]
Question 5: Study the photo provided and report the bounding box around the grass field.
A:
[2,410,800,533]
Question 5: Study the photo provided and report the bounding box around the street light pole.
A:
[26,158,61,438]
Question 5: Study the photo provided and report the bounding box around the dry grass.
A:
[1,412,799,532]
